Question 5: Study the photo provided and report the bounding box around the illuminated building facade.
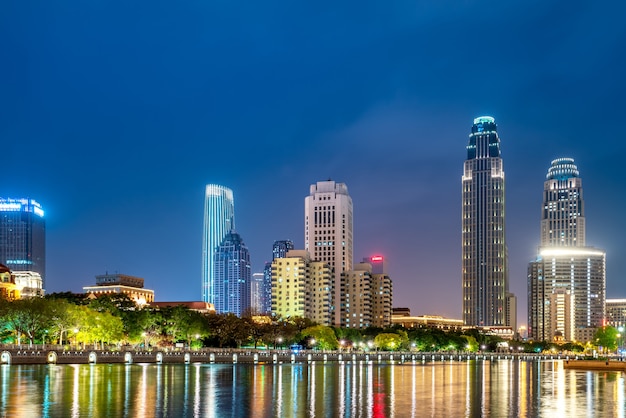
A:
[271,250,332,325]
[83,272,154,304]
[0,264,19,300]
[213,231,251,316]
[202,184,235,304]
[362,256,393,328]
[12,271,44,298]
[528,158,606,342]
[606,299,626,329]
[461,117,509,326]
[261,240,295,314]
[0,198,46,287]
[305,180,353,325]
[250,272,264,314]
[340,263,373,328]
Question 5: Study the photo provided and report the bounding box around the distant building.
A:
[271,250,332,325]
[340,263,373,328]
[261,240,295,314]
[213,231,251,316]
[150,301,215,314]
[83,272,154,304]
[250,272,264,314]
[391,313,464,331]
[461,117,510,327]
[606,299,626,329]
[305,180,353,326]
[202,184,235,305]
[0,198,46,289]
[527,158,606,343]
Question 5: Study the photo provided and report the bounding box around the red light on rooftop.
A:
[371,256,383,262]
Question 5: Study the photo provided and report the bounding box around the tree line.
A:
[0,293,613,354]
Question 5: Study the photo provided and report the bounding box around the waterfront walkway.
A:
[0,345,579,365]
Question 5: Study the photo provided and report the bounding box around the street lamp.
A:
[310,338,316,350]
[277,337,283,349]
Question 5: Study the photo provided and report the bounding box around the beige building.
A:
[271,250,332,325]
[0,264,19,301]
[606,299,626,329]
[340,263,373,328]
[371,273,393,328]
[13,271,44,298]
[83,272,154,304]
[305,180,353,326]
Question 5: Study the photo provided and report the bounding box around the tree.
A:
[301,325,338,350]
[374,333,404,351]
[594,326,618,353]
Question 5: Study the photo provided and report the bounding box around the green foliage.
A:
[594,326,619,353]
[302,325,338,350]
[374,333,404,351]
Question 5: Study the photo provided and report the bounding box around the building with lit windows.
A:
[271,250,332,325]
[362,256,393,328]
[202,185,235,304]
[250,272,264,314]
[0,264,19,300]
[305,180,353,326]
[606,299,626,329]
[83,272,154,304]
[528,158,606,342]
[461,117,510,327]
[0,198,45,288]
[340,263,373,328]
[261,240,294,314]
[213,231,251,316]
[13,271,44,298]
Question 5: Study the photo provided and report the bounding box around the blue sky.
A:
[2,1,626,323]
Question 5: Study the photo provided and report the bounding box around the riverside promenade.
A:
[0,345,574,366]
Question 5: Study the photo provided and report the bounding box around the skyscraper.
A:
[528,158,605,342]
[462,117,509,327]
[213,231,251,316]
[0,198,46,287]
[202,185,235,304]
[305,180,353,326]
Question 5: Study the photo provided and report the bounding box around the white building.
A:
[304,180,353,326]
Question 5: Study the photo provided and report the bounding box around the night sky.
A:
[2,1,626,325]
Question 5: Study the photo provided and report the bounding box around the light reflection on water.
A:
[1,360,625,417]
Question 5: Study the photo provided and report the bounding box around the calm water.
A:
[1,360,624,417]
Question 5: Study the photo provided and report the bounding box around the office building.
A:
[202,185,235,304]
[271,250,332,325]
[0,198,45,287]
[340,263,373,328]
[461,117,509,326]
[305,180,353,325]
[12,271,44,298]
[528,158,606,342]
[213,231,251,316]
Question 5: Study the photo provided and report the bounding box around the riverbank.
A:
[563,359,626,371]
[1,347,568,365]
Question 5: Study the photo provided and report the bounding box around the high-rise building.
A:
[261,240,295,314]
[527,158,606,342]
[202,185,235,304]
[606,299,626,329]
[271,250,332,325]
[0,198,46,288]
[213,231,251,316]
[305,180,353,326]
[461,117,509,326]
[250,272,264,314]
[340,260,393,329]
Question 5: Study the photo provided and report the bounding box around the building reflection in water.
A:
[1,360,626,416]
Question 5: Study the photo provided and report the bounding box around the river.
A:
[1,359,624,417]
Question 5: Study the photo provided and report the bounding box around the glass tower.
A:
[202,185,235,304]
[213,231,251,316]
[0,198,46,287]
[462,117,508,326]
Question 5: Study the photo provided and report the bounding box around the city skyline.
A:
[3,2,626,325]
